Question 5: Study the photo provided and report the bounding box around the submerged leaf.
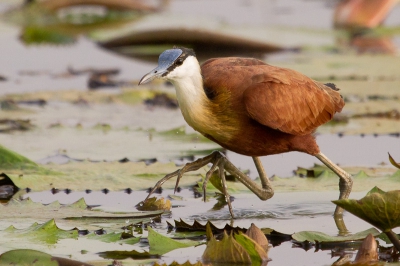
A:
[292,228,380,243]
[333,187,400,231]
[148,227,201,255]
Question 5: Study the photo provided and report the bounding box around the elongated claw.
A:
[145,169,180,201]
[218,161,234,218]
[144,151,275,218]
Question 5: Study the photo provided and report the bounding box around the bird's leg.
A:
[145,151,275,217]
[315,152,353,216]
[145,152,218,200]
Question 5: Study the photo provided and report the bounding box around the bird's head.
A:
[138,47,198,85]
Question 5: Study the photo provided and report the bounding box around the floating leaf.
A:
[87,232,140,245]
[148,227,202,255]
[168,219,246,234]
[98,250,159,260]
[0,145,38,170]
[202,230,251,264]
[235,233,269,264]
[333,187,400,231]
[153,261,203,266]
[389,153,400,169]
[292,228,380,243]
[136,197,171,211]
[4,219,78,244]
[0,249,92,266]
[202,223,268,265]
[21,26,76,45]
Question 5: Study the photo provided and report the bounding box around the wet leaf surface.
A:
[292,227,380,243]
[153,261,203,266]
[0,249,92,266]
[333,187,400,231]
[98,250,160,260]
[202,230,252,264]
[148,227,202,255]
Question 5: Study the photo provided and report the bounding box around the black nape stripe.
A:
[173,46,196,57]
[166,47,196,74]
[204,86,217,100]
[324,82,340,91]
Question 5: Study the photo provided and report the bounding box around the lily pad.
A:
[98,250,159,260]
[202,230,252,264]
[153,261,203,266]
[4,219,78,245]
[0,145,39,170]
[333,187,400,232]
[0,249,92,266]
[147,227,202,255]
[292,227,380,243]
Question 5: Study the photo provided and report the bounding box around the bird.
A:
[139,47,353,218]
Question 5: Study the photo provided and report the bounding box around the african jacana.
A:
[139,47,353,217]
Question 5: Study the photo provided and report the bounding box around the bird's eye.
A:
[175,58,183,66]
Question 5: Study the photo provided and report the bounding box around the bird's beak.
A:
[138,66,168,85]
[138,48,183,85]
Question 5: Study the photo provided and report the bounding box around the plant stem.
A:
[384,230,400,252]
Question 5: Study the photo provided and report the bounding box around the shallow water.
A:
[22,189,383,264]
[230,134,400,178]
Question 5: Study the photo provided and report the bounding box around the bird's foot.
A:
[145,151,236,217]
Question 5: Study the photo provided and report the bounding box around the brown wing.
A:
[201,58,344,136]
[243,67,345,135]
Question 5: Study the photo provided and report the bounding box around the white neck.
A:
[166,56,208,129]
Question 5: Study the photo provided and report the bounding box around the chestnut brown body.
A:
[196,57,344,157]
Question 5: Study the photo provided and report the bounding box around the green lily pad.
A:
[153,261,203,266]
[333,187,400,232]
[87,232,140,245]
[21,26,76,45]
[0,249,92,266]
[0,145,39,170]
[202,230,251,264]
[147,226,202,255]
[292,227,380,243]
[234,233,269,265]
[4,219,78,245]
